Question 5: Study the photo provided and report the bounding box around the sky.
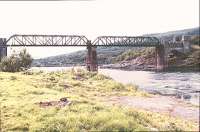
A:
[0,0,199,59]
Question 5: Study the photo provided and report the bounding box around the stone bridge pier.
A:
[86,41,98,72]
[155,45,166,71]
[0,38,7,61]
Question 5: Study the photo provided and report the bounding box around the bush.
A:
[0,49,33,72]
[19,49,33,69]
[0,55,21,72]
[113,48,155,62]
[190,36,200,45]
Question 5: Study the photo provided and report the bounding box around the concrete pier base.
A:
[0,38,7,61]
[86,41,98,72]
[155,45,166,71]
[183,42,191,53]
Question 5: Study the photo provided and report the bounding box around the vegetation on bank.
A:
[0,69,198,131]
[168,47,200,68]
[167,36,200,69]
[111,36,200,70]
[0,49,33,72]
[112,48,155,63]
[32,47,134,66]
[190,35,200,45]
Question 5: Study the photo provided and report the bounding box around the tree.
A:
[0,49,33,72]
[19,49,33,69]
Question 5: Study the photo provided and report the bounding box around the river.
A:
[31,67,200,105]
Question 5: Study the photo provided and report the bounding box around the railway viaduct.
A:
[0,34,187,71]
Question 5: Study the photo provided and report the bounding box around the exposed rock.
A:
[36,97,71,108]
[183,94,192,100]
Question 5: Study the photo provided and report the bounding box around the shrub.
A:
[92,74,111,80]
[113,48,155,62]
[19,49,33,69]
[0,49,33,72]
[190,36,200,45]
[0,55,21,72]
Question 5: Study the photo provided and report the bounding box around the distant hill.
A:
[32,47,139,66]
[144,27,199,38]
[32,27,199,67]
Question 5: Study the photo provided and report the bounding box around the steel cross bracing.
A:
[2,35,163,47]
[1,35,186,48]
[4,34,88,47]
[92,36,160,47]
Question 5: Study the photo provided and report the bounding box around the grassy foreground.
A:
[0,69,198,131]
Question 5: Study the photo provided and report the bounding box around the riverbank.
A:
[100,64,200,72]
[30,67,200,105]
[104,45,200,72]
[0,69,198,131]
[99,69,200,106]
[100,63,156,71]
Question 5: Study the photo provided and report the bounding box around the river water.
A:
[31,67,200,105]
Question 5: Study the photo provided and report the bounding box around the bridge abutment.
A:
[86,41,98,72]
[0,38,7,61]
[155,45,166,71]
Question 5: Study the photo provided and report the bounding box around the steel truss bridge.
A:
[0,34,184,47]
[92,36,160,47]
[0,34,185,71]
[3,35,88,47]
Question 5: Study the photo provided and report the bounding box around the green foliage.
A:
[32,47,136,66]
[190,36,200,45]
[0,55,21,72]
[168,47,200,69]
[19,49,33,69]
[0,70,198,131]
[92,73,111,80]
[114,48,155,63]
[0,49,33,72]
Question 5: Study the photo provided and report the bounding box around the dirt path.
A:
[108,95,199,123]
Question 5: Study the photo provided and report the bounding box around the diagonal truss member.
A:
[92,36,160,46]
[5,34,89,47]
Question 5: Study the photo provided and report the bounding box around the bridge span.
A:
[0,34,186,71]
